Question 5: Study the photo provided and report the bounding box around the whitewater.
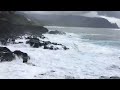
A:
[0,27,120,79]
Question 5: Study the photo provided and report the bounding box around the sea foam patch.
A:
[0,32,120,79]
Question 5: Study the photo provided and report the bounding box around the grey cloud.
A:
[97,11,120,18]
[22,11,120,19]
[23,11,95,16]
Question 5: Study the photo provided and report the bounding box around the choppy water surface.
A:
[45,26,120,49]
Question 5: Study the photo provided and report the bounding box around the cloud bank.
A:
[23,11,97,16]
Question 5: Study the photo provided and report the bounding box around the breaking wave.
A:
[0,30,120,79]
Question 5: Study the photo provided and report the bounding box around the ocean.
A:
[1,26,120,79]
[45,26,120,49]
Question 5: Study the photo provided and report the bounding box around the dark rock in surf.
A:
[26,37,69,50]
[17,42,23,44]
[0,12,49,40]
[110,76,120,79]
[0,47,15,62]
[99,76,120,79]
[26,38,40,48]
[99,76,109,79]
[63,46,69,50]
[13,50,30,63]
[0,53,15,62]
[48,30,66,35]
[0,47,11,53]
[65,75,75,79]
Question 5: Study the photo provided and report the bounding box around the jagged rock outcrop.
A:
[26,37,69,50]
[48,30,66,35]
[0,46,30,63]
[0,47,15,62]
[0,11,49,39]
[99,76,120,79]
[13,50,30,63]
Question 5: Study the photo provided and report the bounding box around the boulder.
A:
[43,45,59,50]
[0,47,11,53]
[26,37,69,50]
[13,50,30,63]
[63,46,69,50]
[65,75,75,79]
[16,42,23,44]
[0,53,15,62]
[99,76,109,79]
[99,76,120,79]
[26,38,40,48]
[110,76,120,79]
[48,30,66,35]
[42,41,51,45]
[0,47,15,62]
[43,45,49,49]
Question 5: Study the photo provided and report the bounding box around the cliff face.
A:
[25,14,119,28]
[0,11,32,25]
[0,12,48,39]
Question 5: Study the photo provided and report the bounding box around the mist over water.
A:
[45,26,120,49]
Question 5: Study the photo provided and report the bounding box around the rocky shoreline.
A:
[0,33,69,63]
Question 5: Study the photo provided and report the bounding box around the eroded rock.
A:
[0,47,15,62]
[99,76,120,79]
[26,37,69,50]
[49,30,66,35]
[13,50,30,63]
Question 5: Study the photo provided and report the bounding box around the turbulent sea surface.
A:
[1,26,120,79]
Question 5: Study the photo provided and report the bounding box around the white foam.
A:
[0,33,120,79]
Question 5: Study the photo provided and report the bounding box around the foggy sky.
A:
[22,11,120,27]
[98,11,120,18]
[23,11,98,17]
[23,11,120,18]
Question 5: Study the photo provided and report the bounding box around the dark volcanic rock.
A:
[13,50,30,63]
[99,76,120,79]
[0,53,15,62]
[110,76,120,79]
[65,75,75,79]
[0,47,11,53]
[63,46,69,50]
[0,47,15,62]
[17,42,23,44]
[26,38,40,48]
[0,12,49,40]
[26,37,69,50]
[48,30,66,35]
[99,76,109,79]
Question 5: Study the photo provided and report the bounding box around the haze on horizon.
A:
[22,11,120,27]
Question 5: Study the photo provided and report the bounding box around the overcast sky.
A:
[23,11,99,17]
[23,11,120,18]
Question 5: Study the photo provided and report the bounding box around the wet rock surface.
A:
[0,12,49,40]
[48,30,66,35]
[26,37,40,48]
[99,76,120,79]
[0,47,30,63]
[26,37,69,50]
[13,50,30,63]
[65,75,75,79]
[0,47,15,62]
